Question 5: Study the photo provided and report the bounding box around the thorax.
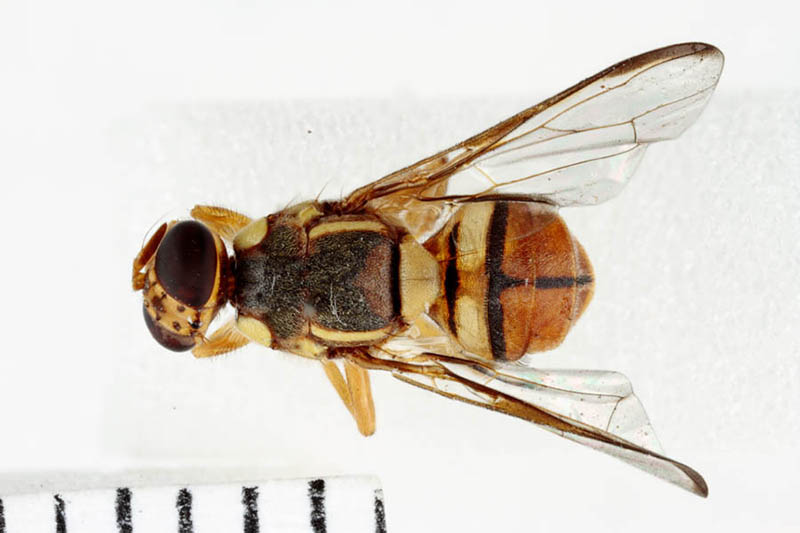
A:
[231,202,427,357]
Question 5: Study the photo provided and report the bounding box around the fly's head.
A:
[132,219,230,351]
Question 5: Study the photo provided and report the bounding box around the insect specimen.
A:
[132,43,723,496]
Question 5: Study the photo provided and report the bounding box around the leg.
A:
[321,359,355,416]
[191,205,252,241]
[192,318,251,358]
[344,360,376,436]
[320,358,376,436]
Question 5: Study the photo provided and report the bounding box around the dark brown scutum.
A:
[390,239,402,320]
[234,220,398,343]
[307,231,394,332]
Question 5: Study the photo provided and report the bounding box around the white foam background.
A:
[1,1,799,531]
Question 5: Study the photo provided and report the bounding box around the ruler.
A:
[0,477,386,532]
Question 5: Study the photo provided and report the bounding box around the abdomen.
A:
[424,201,594,361]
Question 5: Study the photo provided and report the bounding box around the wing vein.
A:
[477,144,640,194]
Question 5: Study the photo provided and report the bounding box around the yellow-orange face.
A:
[132,220,229,351]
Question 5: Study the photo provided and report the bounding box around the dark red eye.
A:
[142,305,195,352]
[155,220,218,307]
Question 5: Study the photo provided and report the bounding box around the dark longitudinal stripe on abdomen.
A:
[444,222,460,334]
[486,203,525,361]
[535,275,593,289]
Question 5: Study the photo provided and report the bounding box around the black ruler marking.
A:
[54,494,67,533]
[116,487,132,533]
[242,486,259,533]
[308,479,326,533]
[0,481,380,532]
[176,488,193,533]
[374,489,386,533]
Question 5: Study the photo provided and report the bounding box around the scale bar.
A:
[116,488,132,533]
[0,477,384,532]
[374,489,386,533]
[309,479,326,533]
[242,486,259,533]
[176,488,193,532]
[54,495,66,533]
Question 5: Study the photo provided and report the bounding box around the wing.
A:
[387,355,708,497]
[343,42,723,220]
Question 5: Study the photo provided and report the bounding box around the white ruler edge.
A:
[0,476,386,533]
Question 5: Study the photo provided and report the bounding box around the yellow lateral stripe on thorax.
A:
[310,323,392,344]
[309,220,389,239]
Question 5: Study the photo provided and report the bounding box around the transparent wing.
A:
[343,42,723,215]
[365,315,707,495]
[440,361,665,453]
[389,357,707,497]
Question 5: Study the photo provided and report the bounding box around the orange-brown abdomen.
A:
[424,201,593,361]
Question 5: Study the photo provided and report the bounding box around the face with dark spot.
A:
[143,306,196,351]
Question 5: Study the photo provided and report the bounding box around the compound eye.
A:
[155,220,218,308]
[142,305,195,352]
